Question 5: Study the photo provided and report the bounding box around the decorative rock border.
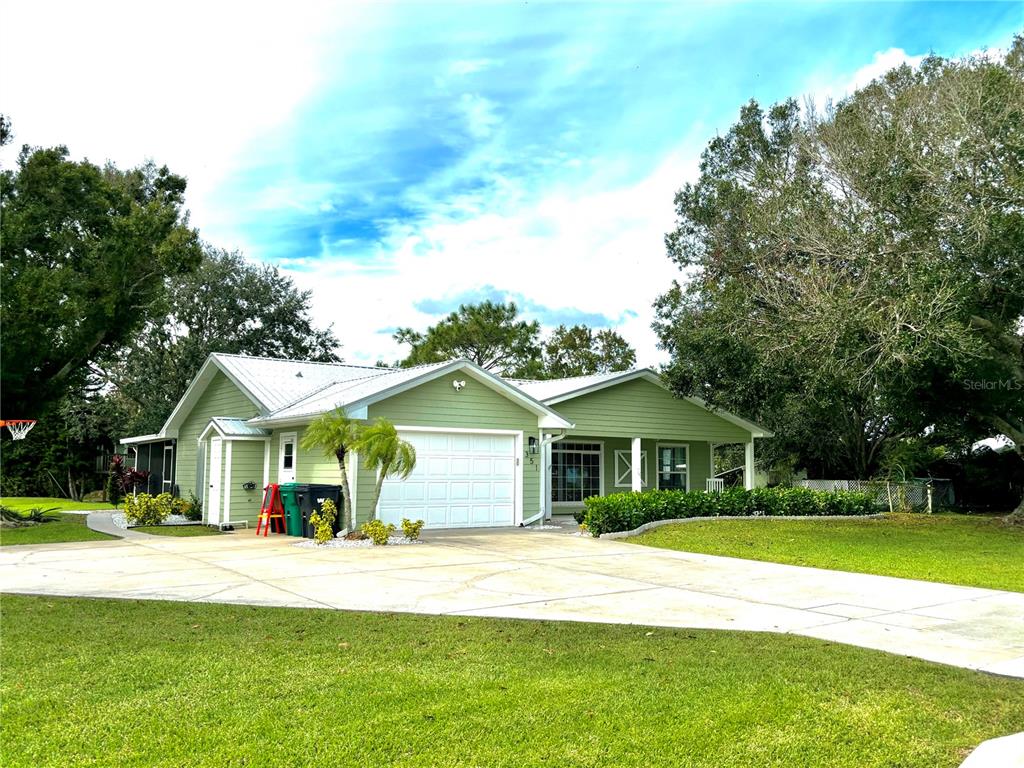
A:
[599,513,886,539]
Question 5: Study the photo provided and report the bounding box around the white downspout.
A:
[522,430,568,526]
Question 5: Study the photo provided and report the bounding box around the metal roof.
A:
[208,417,271,438]
[213,353,389,412]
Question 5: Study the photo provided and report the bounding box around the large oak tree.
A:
[656,40,1024,516]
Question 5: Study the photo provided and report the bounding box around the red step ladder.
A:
[256,483,286,536]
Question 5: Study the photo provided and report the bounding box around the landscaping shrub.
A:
[123,493,173,526]
[401,518,425,541]
[0,506,60,527]
[579,487,877,536]
[183,491,203,521]
[309,499,338,545]
[362,519,396,545]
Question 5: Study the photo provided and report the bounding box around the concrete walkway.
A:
[1,527,1022,677]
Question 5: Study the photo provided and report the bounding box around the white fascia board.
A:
[544,368,773,438]
[119,433,166,445]
[158,354,270,439]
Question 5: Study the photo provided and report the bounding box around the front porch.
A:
[541,434,757,520]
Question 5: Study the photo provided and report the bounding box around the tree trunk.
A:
[367,460,393,522]
[336,454,354,532]
[990,416,1024,525]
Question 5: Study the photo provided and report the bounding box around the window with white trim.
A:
[614,450,648,488]
[657,445,688,491]
[551,442,601,503]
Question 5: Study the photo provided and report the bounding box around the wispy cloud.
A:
[3,2,1019,366]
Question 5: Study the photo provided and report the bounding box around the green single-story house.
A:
[120,354,771,530]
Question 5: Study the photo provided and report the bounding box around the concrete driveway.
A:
[1,525,1022,677]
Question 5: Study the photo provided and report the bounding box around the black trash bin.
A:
[293,484,343,538]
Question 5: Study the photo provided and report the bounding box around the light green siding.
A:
[357,375,543,526]
[554,379,751,443]
[267,427,341,487]
[226,441,266,525]
[176,371,261,501]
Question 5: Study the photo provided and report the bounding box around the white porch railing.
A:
[706,478,725,493]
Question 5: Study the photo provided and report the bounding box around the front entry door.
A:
[207,437,222,525]
[279,433,297,484]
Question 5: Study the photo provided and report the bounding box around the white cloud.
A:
[457,94,501,140]
[805,47,926,109]
[286,147,701,366]
[0,0,364,234]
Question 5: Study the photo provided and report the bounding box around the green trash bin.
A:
[279,483,303,537]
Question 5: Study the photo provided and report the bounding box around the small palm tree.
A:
[355,419,417,521]
[300,409,362,531]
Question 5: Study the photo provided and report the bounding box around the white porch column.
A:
[744,441,755,490]
[631,437,643,492]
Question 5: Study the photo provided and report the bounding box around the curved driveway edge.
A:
[86,512,157,540]
[599,513,887,539]
[1,527,1022,678]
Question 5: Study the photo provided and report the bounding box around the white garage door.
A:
[377,431,517,529]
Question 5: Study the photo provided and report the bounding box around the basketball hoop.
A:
[0,420,37,440]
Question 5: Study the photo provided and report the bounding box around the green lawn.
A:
[0,513,115,546]
[629,513,1024,592]
[131,525,222,537]
[0,496,109,513]
[1,596,1020,767]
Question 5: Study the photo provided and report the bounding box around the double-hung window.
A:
[657,445,688,490]
[551,442,602,503]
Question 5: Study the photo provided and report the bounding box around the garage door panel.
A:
[448,505,471,525]
[427,506,448,526]
[376,431,518,529]
[492,504,514,524]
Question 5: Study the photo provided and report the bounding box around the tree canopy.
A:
[109,247,340,435]
[543,325,636,378]
[0,144,203,418]
[395,301,543,377]
[656,39,1024,495]
[395,301,636,379]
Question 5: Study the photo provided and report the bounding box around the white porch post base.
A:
[631,437,643,492]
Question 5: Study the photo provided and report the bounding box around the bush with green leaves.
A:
[578,487,877,536]
[361,519,396,545]
[0,506,60,527]
[123,493,173,526]
[309,499,338,545]
[183,491,203,521]
[400,518,425,541]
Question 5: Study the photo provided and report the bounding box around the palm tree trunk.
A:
[367,460,393,522]
[337,455,354,532]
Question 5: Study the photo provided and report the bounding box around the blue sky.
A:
[2,1,1020,364]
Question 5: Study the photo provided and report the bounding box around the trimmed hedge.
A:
[576,487,877,536]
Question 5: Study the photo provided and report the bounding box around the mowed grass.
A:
[0,496,108,513]
[630,513,1024,592]
[131,525,222,537]
[0,514,115,546]
[2,596,1022,768]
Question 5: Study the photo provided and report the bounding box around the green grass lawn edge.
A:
[1,594,1022,768]
[628,513,1024,592]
